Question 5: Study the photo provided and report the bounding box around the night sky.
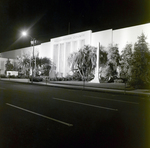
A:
[0,0,149,52]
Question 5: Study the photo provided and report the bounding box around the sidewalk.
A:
[1,78,150,96]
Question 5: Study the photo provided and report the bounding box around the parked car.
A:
[29,76,43,82]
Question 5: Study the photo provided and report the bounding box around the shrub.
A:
[9,75,16,78]
[120,44,133,79]
[0,74,7,78]
[129,33,150,88]
[71,71,82,81]
[99,44,120,82]
[114,79,123,83]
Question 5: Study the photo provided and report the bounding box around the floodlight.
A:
[22,31,27,36]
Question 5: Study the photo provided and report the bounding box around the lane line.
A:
[53,98,118,111]
[83,95,139,105]
[6,103,73,127]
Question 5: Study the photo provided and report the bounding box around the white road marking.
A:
[53,98,118,111]
[83,95,139,105]
[6,103,73,127]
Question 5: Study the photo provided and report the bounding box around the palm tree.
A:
[68,45,97,81]
[16,53,30,76]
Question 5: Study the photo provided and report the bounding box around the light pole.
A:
[22,31,36,83]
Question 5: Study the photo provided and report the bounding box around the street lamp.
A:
[22,31,27,36]
[21,31,36,83]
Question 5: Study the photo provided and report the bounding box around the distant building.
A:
[0,58,16,75]
[1,23,150,78]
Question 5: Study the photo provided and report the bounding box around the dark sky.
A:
[0,0,149,52]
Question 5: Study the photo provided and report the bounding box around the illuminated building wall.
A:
[1,23,150,76]
[50,30,92,76]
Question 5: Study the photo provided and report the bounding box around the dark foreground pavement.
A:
[0,80,149,148]
[0,81,150,148]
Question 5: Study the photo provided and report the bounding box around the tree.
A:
[15,50,55,77]
[99,44,120,81]
[130,33,150,88]
[120,44,133,79]
[41,63,51,76]
[5,59,14,72]
[99,45,108,67]
[16,53,30,76]
[13,61,19,71]
[68,45,97,80]
[40,57,54,76]
[98,45,109,82]
[107,44,120,69]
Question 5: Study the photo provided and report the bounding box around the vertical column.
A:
[77,40,80,52]
[70,41,73,53]
[57,44,60,75]
[80,39,85,48]
[74,41,77,52]
[72,41,75,52]
[90,42,100,83]
[63,43,66,76]
[66,42,71,75]
[59,43,64,76]
[50,42,53,61]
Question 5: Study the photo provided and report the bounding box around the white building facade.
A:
[1,23,150,77]
[50,30,92,76]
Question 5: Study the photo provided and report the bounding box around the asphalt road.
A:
[0,81,149,148]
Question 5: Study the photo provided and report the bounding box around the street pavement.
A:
[1,78,150,96]
[0,80,149,148]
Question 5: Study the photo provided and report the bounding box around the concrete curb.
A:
[1,79,150,97]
